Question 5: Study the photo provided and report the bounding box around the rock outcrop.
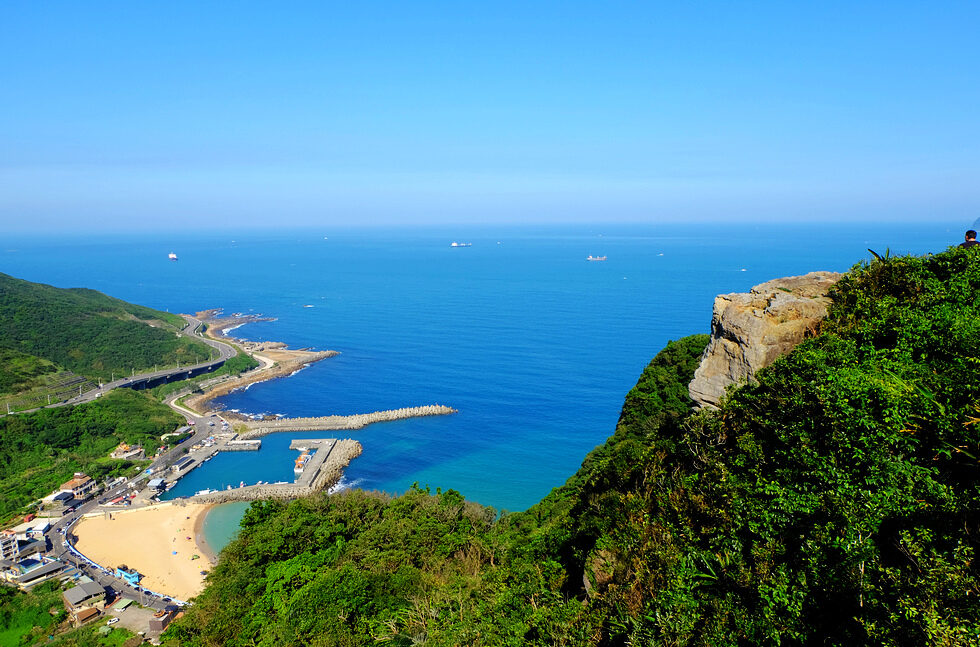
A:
[688,271,842,408]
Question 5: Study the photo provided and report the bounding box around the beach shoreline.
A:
[193,506,218,564]
[73,502,215,601]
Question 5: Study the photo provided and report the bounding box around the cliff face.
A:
[688,271,842,407]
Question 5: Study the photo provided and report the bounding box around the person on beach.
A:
[960,230,979,249]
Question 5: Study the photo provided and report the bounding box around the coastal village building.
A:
[0,530,19,561]
[73,606,100,627]
[63,581,106,625]
[41,490,75,514]
[15,560,65,589]
[147,478,166,492]
[8,519,50,541]
[171,456,195,474]
[114,565,141,586]
[110,443,145,460]
[60,473,96,499]
[149,605,181,631]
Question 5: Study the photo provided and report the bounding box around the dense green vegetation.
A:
[165,336,709,647]
[0,348,59,396]
[0,273,212,382]
[0,580,64,647]
[0,581,138,647]
[0,390,184,520]
[167,246,980,646]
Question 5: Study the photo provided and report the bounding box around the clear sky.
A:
[1,2,978,230]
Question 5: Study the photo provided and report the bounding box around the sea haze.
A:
[1,222,965,511]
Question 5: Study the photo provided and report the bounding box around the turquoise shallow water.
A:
[2,221,966,553]
[201,501,250,557]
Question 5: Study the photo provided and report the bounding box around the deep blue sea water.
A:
[2,222,966,545]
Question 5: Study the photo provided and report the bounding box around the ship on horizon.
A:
[450,242,472,247]
[587,255,607,261]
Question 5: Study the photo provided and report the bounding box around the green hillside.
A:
[0,389,185,520]
[0,272,213,384]
[167,246,980,647]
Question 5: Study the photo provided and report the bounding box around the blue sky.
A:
[1,2,978,230]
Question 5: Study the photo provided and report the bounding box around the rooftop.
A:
[63,581,105,606]
[17,561,64,584]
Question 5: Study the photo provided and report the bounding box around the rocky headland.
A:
[688,270,842,408]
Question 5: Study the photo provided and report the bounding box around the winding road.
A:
[59,315,237,408]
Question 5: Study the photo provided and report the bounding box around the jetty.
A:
[222,439,261,451]
[239,404,457,438]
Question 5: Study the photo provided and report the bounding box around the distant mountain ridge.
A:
[0,272,211,386]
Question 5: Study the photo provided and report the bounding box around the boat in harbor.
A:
[587,255,607,261]
[294,451,311,474]
[168,252,178,261]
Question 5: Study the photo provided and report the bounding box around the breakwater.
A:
[238,404,457,438]
[191,439,362,503]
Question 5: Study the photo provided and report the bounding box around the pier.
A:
[221,439,261,451]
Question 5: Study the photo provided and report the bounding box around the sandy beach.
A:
[73,502,215,601]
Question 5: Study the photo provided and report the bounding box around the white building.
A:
[0,531,19,561]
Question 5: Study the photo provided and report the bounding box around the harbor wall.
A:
[190,440,362,504]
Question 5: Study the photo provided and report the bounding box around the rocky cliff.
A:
[688,271,842,407]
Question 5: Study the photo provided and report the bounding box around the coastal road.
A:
[58,315,238,407]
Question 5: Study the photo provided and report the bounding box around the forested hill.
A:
[0,272,212,384]
[167,247,980,646]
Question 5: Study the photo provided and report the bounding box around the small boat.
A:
[168,252,178,261]
[450,242,472,247]
[586,255,607,261]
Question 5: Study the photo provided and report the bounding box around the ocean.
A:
[2,221,965,550]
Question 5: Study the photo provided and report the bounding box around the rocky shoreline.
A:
[183,309,339,414]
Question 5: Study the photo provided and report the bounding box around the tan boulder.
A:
[688,271,842,408]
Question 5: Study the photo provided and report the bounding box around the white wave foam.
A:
[328,476,364,494]
[221,323,245,336]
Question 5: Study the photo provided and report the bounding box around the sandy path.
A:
[73,503,214,601]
